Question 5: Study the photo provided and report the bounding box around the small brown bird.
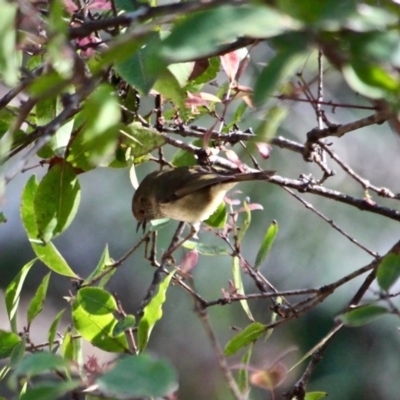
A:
[132,165,275,231]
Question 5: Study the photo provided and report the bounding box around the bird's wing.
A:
[172,173,234,200]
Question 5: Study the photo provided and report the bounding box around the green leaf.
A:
[115,32,164,94]
[5,259,35,332]
[113,315,136,337]
[171,139,201,167]
[10,337,26,367]
[339,305,388,327]
[187,57,220,87]
[237,200,251,244]
[153,69,186,114]
[18,381,80,400]
[254,42,308,106]
[68,84,121,169]
[254,221,278,269]
[182,240,230,256]
[224,322,265,356]
[168,62,195,88]
[138,271,175,352]
[92,30,147,72]
[204,202,228,228]
[21,175,78,278]
[122,122,166,158]
[0,330,20,359]
[232,256,254,321]
[0,212,6,224]
[278,0,356,26]
[305,392,328,400]
[238,343,253,393]
[36,97,74,158]
[377,252,400,291]
[159,5,300,63]
[48,309,65,352]
[72,287,128,352]
[27,273,51,325]
[34,163,81,243]
[10,353,69,388]
[96,355,177,398]
[27,71,65,97]
[35,96,57,127]
[343,61,400,100]
[255,105,290,141]
[0,0,19,86]
[83,244,115,288]
[61,331,74,361]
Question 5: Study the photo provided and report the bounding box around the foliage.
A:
[1,0,400,399]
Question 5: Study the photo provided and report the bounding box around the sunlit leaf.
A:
[138,271,175,351]
[5,259,35,332]
[68,84,121,169]
[21,169,78,278]
[83,244,115,288]
[204,202,227,228]
[27,273,51,325]
[34,163,81,243]
[0,330,20,360]
[72,287,128,352]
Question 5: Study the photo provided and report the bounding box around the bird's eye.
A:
[139,209,145,215]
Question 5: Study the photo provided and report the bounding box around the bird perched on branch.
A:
[132,165,275,231]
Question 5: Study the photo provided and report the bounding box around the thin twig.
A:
[283,187,378,258]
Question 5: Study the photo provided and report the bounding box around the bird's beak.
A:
[136,218,148,233]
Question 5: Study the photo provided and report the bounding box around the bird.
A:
[132,165,275,232]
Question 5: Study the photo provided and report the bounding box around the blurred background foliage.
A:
[1,0,400,399]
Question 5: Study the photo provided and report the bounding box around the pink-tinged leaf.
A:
[250,362,287,391]
[234,83,253,94]
[185,91,221,106]
[220,52,240,81]
[63,0,77,13]
[241,95,255,109]
[363,196,376,206]
[235,55,250,80]
[225,149,246,170]
[87,0,111,10]
[255,142,272,159]
[76,35,102,57]
[180,250,199,274]
[220,49,249,81]
[236,203,264,213]
[203,121,218,148]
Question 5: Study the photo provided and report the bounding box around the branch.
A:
[270,175,400,223]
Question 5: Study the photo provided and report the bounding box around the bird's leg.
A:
[161,223,198,263]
